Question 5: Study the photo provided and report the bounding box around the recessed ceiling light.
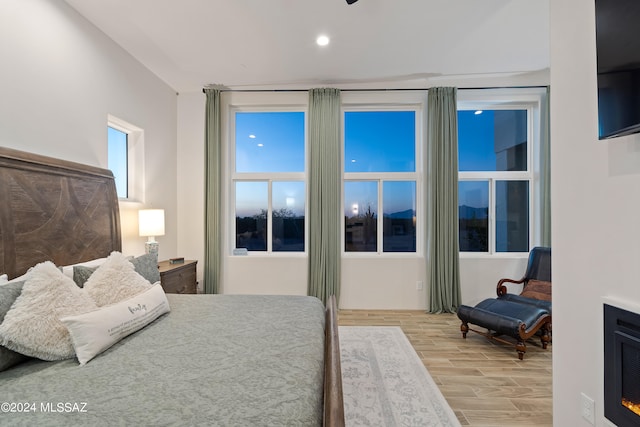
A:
[249,134,256,138]
[474,110,483,115]
[257,143,264,147]
[316,35,330,46]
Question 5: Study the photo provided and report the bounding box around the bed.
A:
[0,146,344,426]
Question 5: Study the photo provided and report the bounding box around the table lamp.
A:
[138,209,165,258]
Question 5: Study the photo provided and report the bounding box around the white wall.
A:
[550,1,640,425]
[0,0,178,260]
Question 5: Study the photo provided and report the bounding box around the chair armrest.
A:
[497,277,525,297]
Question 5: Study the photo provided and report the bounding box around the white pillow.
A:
[1,271,32,286]
[0,274,7,285]
[0,262,97,361]
[84,252,152,306]
[61,284,170,365]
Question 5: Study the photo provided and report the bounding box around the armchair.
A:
[456,247,552,359]
[497,246,551,313]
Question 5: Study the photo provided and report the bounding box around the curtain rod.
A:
[202,85,548,94]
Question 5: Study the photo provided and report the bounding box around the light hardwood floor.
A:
[338,310,552,427]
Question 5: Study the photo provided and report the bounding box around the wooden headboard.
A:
[0,146,121,279]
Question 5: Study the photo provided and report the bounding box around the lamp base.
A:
[145,241,159,260]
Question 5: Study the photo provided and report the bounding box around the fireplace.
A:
[604,303,640,426]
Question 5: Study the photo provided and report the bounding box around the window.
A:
[225,90,540,258]
[107,115,144,201]
[232,111,306,253]
[344,110,418,253]
[108,126,128,198]
[457,108,532,253]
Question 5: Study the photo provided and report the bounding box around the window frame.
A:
[341,91,425,257]
[220,89,543,259]
[107,114,144,203]
[457,88,545,257]
[228,102,308,256]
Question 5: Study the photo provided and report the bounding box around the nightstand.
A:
[158,259,198,294]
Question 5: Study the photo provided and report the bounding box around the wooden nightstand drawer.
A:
[158,260,197,294]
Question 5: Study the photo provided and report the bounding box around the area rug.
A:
[339,326,461,427]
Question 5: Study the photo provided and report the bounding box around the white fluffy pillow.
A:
[0,274,7,284]
[0,262,97,361]
[84,252,152,306]
[61,283,170,365]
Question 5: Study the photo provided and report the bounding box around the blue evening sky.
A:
[344,111,416,216]
[459,181,489,209]
[344,111,415,173]
[458,110,497,171]
[234,109,502,217]
[235,112,305,173]
[107,126,127,198]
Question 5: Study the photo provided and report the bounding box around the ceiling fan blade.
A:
[346,0,358,4]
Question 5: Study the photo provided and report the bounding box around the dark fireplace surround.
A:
[604,303,640,427]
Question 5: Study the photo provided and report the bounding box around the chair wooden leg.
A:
[540,325,550,350]
[460,322,469,339]
[516,340,526,360]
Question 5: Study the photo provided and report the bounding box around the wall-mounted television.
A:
[595,0,640,139]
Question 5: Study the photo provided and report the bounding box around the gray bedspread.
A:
[0,294,325,427]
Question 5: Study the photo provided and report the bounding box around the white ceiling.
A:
[64,0,549,93]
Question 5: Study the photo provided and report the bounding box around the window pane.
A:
[235,182,267,251]
[496,181,529,252]
[458,110,528,171]
[272,181,305,252]
[345,181,378,252]
[459,181,489,252]
[345,111,415,172]
[107,127,128,198]
[235,112,305,173]
[383,181,416,252]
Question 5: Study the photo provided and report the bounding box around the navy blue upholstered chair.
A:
[457,247,552,359]
[497,247,551,313]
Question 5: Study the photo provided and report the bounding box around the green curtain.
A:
[540,87,552,247]
[204,89,222,294]
[307,88,341,305]
[427,87,461,313]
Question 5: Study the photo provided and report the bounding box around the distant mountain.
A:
[386,209,415,219]
[374,207,488,220]
[459,205,488,220]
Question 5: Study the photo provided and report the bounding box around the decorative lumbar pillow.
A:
[0,262,97,361]
[520,279,552,302]
[84,252,152,306]
[0,281,28,371]
[129,253,160,284]
[61,283,170,365]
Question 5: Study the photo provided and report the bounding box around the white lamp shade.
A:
[138,209,165,237]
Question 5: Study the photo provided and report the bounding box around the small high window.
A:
[108,126,128,198]
[107,115,144,202]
